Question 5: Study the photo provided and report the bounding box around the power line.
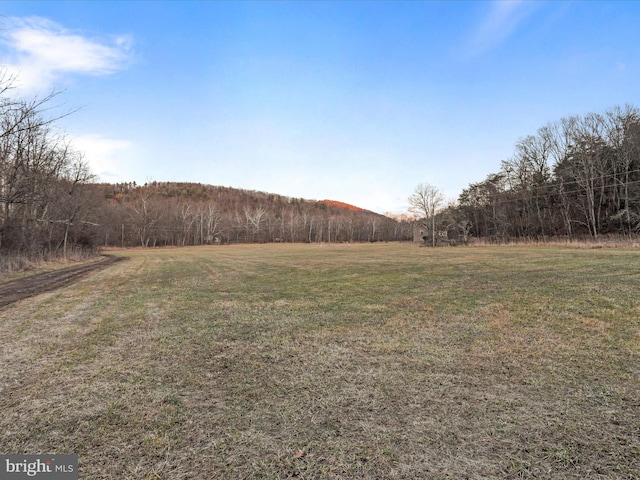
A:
[459,178,640,209]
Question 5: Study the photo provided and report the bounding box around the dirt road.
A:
[0,255,125,308]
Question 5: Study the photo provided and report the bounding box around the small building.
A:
[413,225,450,246]
[413,226,428,244]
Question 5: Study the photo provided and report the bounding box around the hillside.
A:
[100,182,379,217]
[85,181,412,247]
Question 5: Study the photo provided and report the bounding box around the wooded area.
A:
[0,74,93,265]
[91,182,413,247]
[1,66,639,267]
[453,105,640,241]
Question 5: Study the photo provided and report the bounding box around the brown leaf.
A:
[293,450,305,459]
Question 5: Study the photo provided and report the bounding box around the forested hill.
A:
[102,181,377,215]
[89,181,414,247]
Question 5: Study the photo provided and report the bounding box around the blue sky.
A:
[1,1,639,214]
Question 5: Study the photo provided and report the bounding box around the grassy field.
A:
[0,243,638,479]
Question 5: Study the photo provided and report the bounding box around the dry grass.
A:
[467,233,640,249]
[1,243,639,479]
[0,246,99,281]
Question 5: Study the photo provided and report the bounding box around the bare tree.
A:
[128,192,163,247]
[603,105,640,232]
[52,153,96,259]
[408,183,444,246]
[177,202,195,246]
[0,72,87,256]
[202,201,224,244]
[244,205,268,242]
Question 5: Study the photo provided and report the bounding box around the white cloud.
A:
[72,134,132,182]
[0,16,132,92]
[468,0,538,57]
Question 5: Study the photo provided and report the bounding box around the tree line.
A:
[0,73,93,262]
[442,104,640,242]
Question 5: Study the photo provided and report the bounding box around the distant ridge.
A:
[100,181,378,216]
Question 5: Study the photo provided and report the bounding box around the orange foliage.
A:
[319,199,371,213]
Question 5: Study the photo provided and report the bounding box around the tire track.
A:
[0,255,126,308]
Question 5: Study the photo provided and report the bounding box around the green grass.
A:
[1,243,639,479]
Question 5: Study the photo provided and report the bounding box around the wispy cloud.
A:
[467,0,538,57]
[0,17,133,92]
[72,134,133,181]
